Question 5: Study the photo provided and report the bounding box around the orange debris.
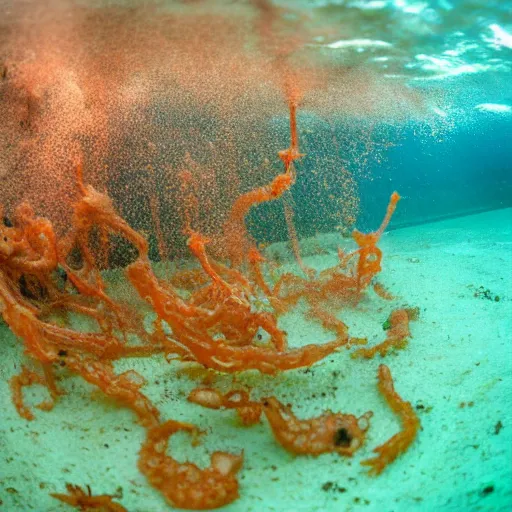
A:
[361,364,420,475]
[262,396,373,457]
[353,308,416,359]
[138,420,243,510]
[188,387,263,426]
[9,365,60,421]
[51,483,127,512]
[373,282,395,300]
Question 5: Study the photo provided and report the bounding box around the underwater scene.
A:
[0,0,511,511]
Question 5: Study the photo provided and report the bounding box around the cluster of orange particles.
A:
[0,1,427,251]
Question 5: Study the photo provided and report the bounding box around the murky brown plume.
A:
[0,0,426,262]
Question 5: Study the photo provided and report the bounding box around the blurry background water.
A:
[248,0,512,237]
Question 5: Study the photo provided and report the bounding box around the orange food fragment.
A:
[51,483,127,512]
[307,306,349,343]
[262,396,372,457]
[361,364,420,475]
[188,387,263,426]
[138,420,243,510]
[223,171,294,266]
[353,308,414,359]
[352,192,400,290]
[9,365,59,421]
[373,282,395,300]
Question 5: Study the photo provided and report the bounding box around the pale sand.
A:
[1,207,511,511]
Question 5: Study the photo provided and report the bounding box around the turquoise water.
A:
[0,1,511,511]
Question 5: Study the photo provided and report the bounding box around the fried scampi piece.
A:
[362,364,420,475]
[188,389,373,455]
[352,308,417,359]
[51,483,127,512]
[188,387,263,426]
[262,396,373,456]
[9,364,60,420]
[138,420,243,510]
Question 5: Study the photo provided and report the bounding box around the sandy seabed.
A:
[1,207,511,512]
